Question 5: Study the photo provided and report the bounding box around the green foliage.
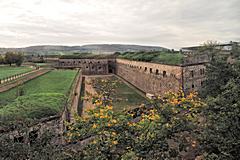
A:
[65,91,203,159]
[0,93,66,129]
[0,55,4,64]
[59,53,117,59]
[4,52,24,66]
[200,56,238,97]
[118,51,184,65]
[0,130,68,160]
[199,57,240,159]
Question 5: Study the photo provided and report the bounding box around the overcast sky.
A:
[0,0,239,49]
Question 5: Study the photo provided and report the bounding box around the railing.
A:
[0,68,38,85]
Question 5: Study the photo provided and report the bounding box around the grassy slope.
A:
[0,70,77,127]
[0,66,33,79]
[118,52,184,65]
[0,70,77,106]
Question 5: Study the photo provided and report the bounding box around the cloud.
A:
[0,0,239,49]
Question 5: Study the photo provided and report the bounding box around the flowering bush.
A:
[65,90,204,159]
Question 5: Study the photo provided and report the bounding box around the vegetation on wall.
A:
[59,52,117,59]
[117,51,184,65]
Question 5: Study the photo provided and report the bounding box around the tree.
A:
[199,62,240,159]
[231,41,240,58]
[5,52,15,66]
[0,55,4,64]
[200,56,238,97]
[15,53,24,66]
[199,40,223,61]
[4,52,24,66]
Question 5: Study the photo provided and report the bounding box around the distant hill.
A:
[0,44,168,55]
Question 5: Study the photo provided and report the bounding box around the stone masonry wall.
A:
[115,59,183,95]
[56,59,111,75]
[182,64,206,93]
[56,58,207,95]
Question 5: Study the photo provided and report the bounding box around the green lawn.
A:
[113,81,147,112]
[0,66,33,79]
[0,70,77,129]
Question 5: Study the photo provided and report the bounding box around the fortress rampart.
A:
[55,57,207,95]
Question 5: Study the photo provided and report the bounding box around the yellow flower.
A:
[112,132,117,136]
[112,141,118,145]
[92,123,97,129]
[112,119,117,123]
[107,106,113,110]
[107,123,111,127]
[94,113,99,117]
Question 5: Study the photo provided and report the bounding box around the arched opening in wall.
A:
[78,61,81,63]
[29,130,38,144]
[92,66,94,69]
[144,67,147,72]
[98,66,102,70]
[163,71,167,77]
[98,61,100,63]
[14,136,24,143]
[192,83,195,89]
[86,66,89,69]
[200,68,205,75]
[150,68,153,73]
[156,69,159,75]
[109,68,113,73]
[140,66,142,69]
[190,70,194,77]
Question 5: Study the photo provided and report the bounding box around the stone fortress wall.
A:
[56,58,116,75]
[115,59,183,95]
[55,55,208,95]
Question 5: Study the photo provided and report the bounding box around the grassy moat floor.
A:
[84,75,147,112]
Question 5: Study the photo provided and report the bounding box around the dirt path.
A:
[0,69,51,93]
